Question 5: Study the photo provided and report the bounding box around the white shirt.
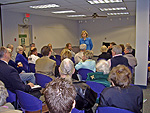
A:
[28,54,39,64]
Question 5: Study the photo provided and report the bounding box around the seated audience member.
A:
[99,65,143,113]
[6,44,15,61]
[59,58,97,113]
[15,46,29,72]
[28,47,39,64]
[74,44,86,64]
[61,50,72,61]
[119,44,125,55]
[61,43,75,57]
[75,50,96,72]
[108,45,129,69]
[124,45,137,72]
[125,43,135,56]
[98,45,111,61]
[35,46,56,79]
[28,43,35,56]
[0,80,22,112]
[107,42,116,57]
[47,43,56,56]
[86,60,111,87]
[44,78,76,113]
[20,44,27,59]
[8,48,35,84]
[0,47,34,93]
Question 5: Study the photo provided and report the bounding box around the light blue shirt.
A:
[80,37,93,50]
[75,59,96,72]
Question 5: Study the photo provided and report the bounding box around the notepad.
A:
[31,85,41,89]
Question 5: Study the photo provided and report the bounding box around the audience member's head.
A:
[48,43,52,49]
[59,58,75,81]
[108,65,132,88]
[80,44,86,51]
[0,47,11,62]
[16,46,23,54]
[119,44,125,53]
[109,42,116,48]
[81,30,88,38]
[61,50,72,61]
[100,45,108,53]
[30,47,37,55]
[41,46,51,56]
[6,44,14,52]
[112,45,122,56]
[0,80,8,106]
[30,43,35,49]
[125,43,131,47]
[65,43,72,50]
[44,78,76,113]
[20,44,26,51]
[96,60,110,74]
[124,45,133,54]
[82,50,93,61]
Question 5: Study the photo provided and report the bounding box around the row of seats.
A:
[6,73,133,113]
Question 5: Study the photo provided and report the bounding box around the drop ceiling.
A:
[0,0,139,20]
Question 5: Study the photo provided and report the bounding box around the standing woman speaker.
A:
[80,30,93,50]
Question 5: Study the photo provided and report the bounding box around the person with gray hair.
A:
[59,58,97,113]
[98,45,111,61]
[108,45,129,69]
[86,60,111,87]
[74,44,87,64]
[6,44,15,61]
[124,45,137,71]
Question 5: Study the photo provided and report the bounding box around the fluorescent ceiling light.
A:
[30,4,60,9]
[52,10,76,14]
[67,15,86,17]
[100,7,126,11]
[107,12,129,15]
[87,0,122,4]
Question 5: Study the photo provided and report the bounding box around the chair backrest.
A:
[78,68,94,80]
[6,89,16,103]
[86,81,106,98]
[35,73,53,88]
[55,55,61,61]
[71,108,84,113]
[29,63,35,73]
[16,90,42,112]
[96,107,134,113]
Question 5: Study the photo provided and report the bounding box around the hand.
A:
[27,82,34,87]
[18,62,23,67]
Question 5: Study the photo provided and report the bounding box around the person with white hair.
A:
[59,58,97,113]
[74,44,87,64]
[86,60,111,87]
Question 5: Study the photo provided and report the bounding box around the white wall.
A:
[2,10,79,56]
[79,16,136,55]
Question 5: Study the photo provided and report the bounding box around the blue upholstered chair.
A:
[35,73,53,88]
[16,90,43,112]
[96,107,134,113]
[86,81,106,98]
[6,89,16,103]
[71,108,84,113]
[78,68,94,80]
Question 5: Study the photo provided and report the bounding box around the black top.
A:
[99,86,143,113]
[111,56,129,69]
[98,52,111,60]
[0,60,31,93]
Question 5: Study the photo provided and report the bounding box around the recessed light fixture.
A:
[67,15,86,17]
[107,12,129,15]
[52,10,76,14]
[29,4,60,9]
[100,7,126,11]
[87,0,122,4]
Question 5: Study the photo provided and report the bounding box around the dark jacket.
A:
[0,60,31,93]
[98,52,111,61]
